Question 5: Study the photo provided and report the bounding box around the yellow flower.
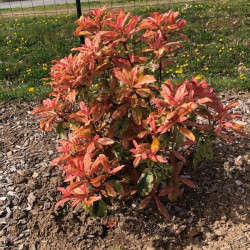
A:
[197,58,200,62]
[204,67,209,71]
[195,49,199,53]
[219,38,223,42]
[29,87,34,92]
[195,75,203,80]
[201,56,205,60]
[219,50,222,53]
[5,68,9,72]
[240,74,246,80]
[15,48,20,52]
[175,69,183,74]
[229,47,232,51]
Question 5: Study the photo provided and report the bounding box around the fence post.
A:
[76,0,85,44]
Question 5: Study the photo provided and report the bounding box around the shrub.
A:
[33,7,245,219]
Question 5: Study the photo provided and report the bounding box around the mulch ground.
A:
[0,90,249,250]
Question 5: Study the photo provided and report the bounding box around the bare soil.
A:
[0,90,249,250]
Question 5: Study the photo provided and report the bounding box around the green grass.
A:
[0,0,161,13]
[0,0,249,101]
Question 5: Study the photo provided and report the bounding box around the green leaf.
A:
[202,141,213,160]
[104,175,122,183]
[193,140,213,167]
[113,116,129,137]
[102,196,112,206]
[113,182,123,195]
[137,170,154,196]
[92,200,107,217]
[55,122,67,139]
[113,144,130,161]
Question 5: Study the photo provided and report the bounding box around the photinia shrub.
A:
[32,7,245,219]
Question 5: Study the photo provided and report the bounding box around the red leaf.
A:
[57,187,71,196]
[110,165,125,174]
[173,151,186,163]
[97,138,115,145]
[179,177,196,188]
[91,175,108,187]
[177,125,196,142]
[55,198,71,209]
[113,68,131,85]
[133,156,142,167]
[178,32,189,42]
[155,197,170,220]
[104,219,117,228]
[155,155,168,163]
[158,187,174,197]
[112,103,130,120]
[136,75,156,86]
[105,183,117,197]
[137,131,150,138]
[84,196,102,206]
[68,89,76,103]
[139,196,152,209]
[196,97,212,105]
[174,84,187,103]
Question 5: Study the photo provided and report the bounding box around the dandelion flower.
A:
[195,75,203,80]
[175,69,183,74]
[29,87,34,92]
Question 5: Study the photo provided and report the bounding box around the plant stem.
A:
[159,58,162,85]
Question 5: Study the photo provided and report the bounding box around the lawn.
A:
[0,0,249,100]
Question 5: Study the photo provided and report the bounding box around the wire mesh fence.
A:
[0,0,249,97]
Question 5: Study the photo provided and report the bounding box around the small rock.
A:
[28,192,36,205]
[18,244,24,250]
[48,150,54,155]
[220,246,232,250]
[32,172,39,178]
[176,225,187,235]
[10,166,17,172]
[30,244,36,250]
[235,156,243,166]
[15,176,26,184]
[13,209,26,220]
[44,202,51,210]
[214,229,225,237]
[235,180,243,186]
[7,151,12,157]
